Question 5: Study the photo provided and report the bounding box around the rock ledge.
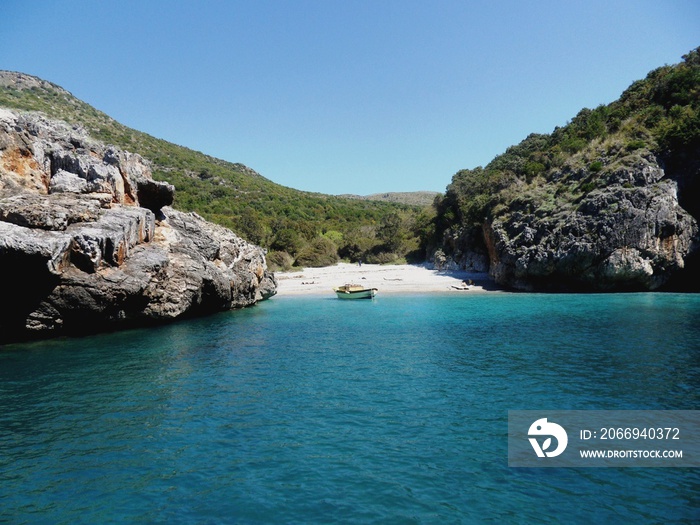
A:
[0,108,276,343]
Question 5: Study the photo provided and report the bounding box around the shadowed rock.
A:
[0,107,276,343]
[482,158,698,291]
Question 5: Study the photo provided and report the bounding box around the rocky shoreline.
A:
[0,108,276,343]
[438,153,699,292]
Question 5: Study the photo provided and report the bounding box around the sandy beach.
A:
[274,262,497,296]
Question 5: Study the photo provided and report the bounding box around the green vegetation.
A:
[339,191,440,206]
[7,48,695,271]
[425,48,700,256]
[0,73,430,270]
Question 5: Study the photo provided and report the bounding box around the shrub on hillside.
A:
[295,237,339,268]
[266,250,295,272]
[337,227,377,262]
[589,161,604,173]
[271,228,304,256]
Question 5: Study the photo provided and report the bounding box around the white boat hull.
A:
[333,286,377,299]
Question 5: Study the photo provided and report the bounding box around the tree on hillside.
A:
[295,237,340,267]
[378,212,405,253]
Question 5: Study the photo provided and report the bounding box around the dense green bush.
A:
[270,228,304,256]
[337,228,377,262]
[626,139,646,151]
[377,212,404,252]
[364,250,400,264]
[589,161,603,173]
[295,237,340,267]
[266,250,295,272]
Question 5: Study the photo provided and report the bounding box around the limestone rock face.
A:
[481,157,698,291]
[0,108,276,342]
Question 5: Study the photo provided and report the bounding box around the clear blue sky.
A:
[1,1,698,195]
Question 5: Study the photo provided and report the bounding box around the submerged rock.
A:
[0,108,276,343]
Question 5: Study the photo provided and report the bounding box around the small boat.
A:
[333,284,378,299]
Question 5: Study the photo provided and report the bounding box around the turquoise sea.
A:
[1,292,699,523]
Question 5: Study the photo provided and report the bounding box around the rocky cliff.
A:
[439,152,699,291]
[483,155,698,291]
[433,50,700,291]
[0,107,276,343]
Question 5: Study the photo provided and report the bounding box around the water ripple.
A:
[1,293,699,523]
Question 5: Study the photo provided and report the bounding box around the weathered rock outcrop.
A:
[0,108,276,342]
[446,154,698,291]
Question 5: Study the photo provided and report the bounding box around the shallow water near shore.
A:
[2,293,699,523]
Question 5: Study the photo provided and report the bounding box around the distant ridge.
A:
[339,191,440,206]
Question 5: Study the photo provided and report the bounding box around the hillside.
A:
[426,48,700,291]
[0,71,427,269]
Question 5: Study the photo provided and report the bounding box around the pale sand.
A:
[274,262,498,296]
